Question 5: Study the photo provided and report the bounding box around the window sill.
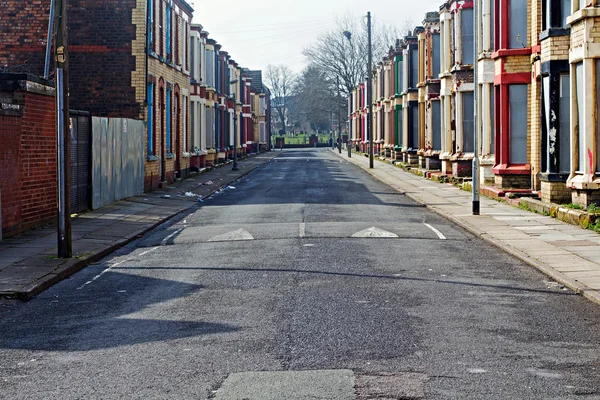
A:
[567,7,600,26]
[539,28,570,41]
[147,155,159,162]
[166,152,175,159]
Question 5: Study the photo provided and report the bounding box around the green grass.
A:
[564,203,584,210]
[588,203,600,213]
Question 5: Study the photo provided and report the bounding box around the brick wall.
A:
[0,1,51,75]
[0,75,56,237]
[68,0,139,118]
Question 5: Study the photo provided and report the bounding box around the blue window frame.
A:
[148,83,154,155]
[166,2,171,58]
[166,87,172,153]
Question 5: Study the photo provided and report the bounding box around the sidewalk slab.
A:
[0,152,279,299]
[333,150,600,306]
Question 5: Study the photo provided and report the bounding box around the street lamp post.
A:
[367,11,374,169]
[230,79,239,171]
[343,30,352,158]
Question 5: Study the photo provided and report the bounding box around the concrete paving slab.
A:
[214,370,355,400]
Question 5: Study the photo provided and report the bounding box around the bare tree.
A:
[302,11,406,96]
[294,65,335,133]
[265,64,295,135]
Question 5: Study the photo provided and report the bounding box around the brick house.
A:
[566,1,600,206]
[491,0,533,189]
[537,0,572,203]
[401,28,422,165]
[0,0,194,193]
[143,0,194,190]
[420,12,442,171]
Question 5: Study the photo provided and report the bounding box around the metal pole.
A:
[55,0,72,257]
[44,0,56,79]
[337,76,342,154]
[232,103,239,171]
[367,12,374,169]
[472,0,480,215]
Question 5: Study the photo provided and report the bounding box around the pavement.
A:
[331,149,600,306]
[0,152,279,299]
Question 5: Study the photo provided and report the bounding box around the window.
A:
[166,87,172,153]
[410,104,418,149]
[462,92,474,152]
[432,100,441,150]
[182,95,187,153]
[432,34,441,78]
[190,36,196,81]
[596,60,600,172]
[509,0,528,49]
[461,8,474,64]
[509,84,528,164]
[543,0,572,30]
[559,73,570,173]
[576,62,584,171]
[147,83,154,155]
[410,47,419,87]
[396,108,403,147]
[175,16,179,65]
[397,57,404,94]
[166,3,171,60]
[159,1,163,56]
[147,0,153,52]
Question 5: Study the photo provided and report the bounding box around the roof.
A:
[243,69,265,93]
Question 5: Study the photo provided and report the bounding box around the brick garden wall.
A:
[0,76,56,237]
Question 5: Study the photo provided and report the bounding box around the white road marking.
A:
[423,223,446,240]
[208,229,254,242]
[352,227,398,238]
[161,228,183,246]
[139,246,159,256]
[77,246,160,290]
[299,223,306,238]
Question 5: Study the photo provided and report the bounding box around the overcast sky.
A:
[189,0,443,73]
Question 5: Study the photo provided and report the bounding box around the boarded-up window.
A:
[396,108,403,147]
[509,0,528,49]
[561,0,570,28]
[596,60,600,172]
[490,86,495,155]
[432,100,441,150]
[410,104,419,149]
[509,85,528,164]
[410,48,419,88]
[462,92,474,152]
[432,34,441,78]
[559,73,570,173]
[461,9,474,64]
[576,62,584,171]
[542,76,551,172]
[398,58,404,93]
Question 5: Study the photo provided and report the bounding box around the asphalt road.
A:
[1,149,600,399]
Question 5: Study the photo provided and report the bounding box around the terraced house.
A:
[348,1,600,209]
[144,0,194,190]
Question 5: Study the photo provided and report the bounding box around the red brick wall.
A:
[0,0,51,75]
[0,0,139,118]
[0,80,56,237]
[68,0,139,118]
